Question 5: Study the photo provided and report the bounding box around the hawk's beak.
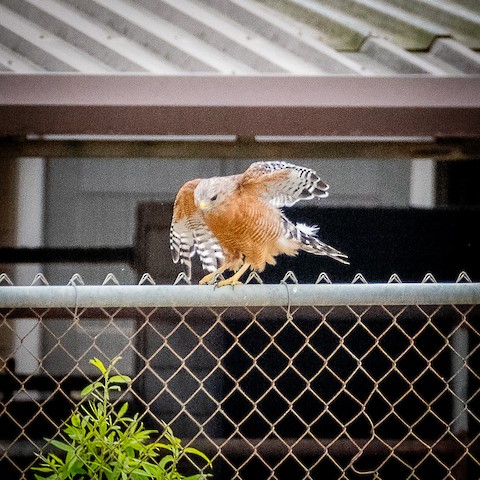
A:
[198,200,208,210]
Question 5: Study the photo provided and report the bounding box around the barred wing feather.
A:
[241,161,329,207]
[170,179,224,279]
[170,214,224,279]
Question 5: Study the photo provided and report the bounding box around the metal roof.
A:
[0,0,479,75]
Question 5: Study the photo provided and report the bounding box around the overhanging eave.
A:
[1,74,480,138]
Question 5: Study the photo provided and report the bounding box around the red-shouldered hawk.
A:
[170,161,348,286]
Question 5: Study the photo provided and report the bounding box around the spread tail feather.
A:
[283,217,349,265]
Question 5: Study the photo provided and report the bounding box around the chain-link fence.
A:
[1,272,479,479]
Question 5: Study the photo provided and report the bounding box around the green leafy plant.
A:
[33,357,212,480]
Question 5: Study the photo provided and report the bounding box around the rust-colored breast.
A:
[204,191,287,270]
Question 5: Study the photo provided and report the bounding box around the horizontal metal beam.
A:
[1,74,480,137]
[1,137,478,160]
[0,283,479,308]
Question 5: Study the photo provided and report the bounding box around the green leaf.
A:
[90,357,107,374]
[81,381,103,397]
[155,442,174,453]
[80,383,94,397]
[110,375,131,384]
[158,454,174,470]
[184,447,212,467]
[32,466,52,473]
[34,474,55,480]
[130,469,154,478]
[49,439,74,453]
[139,462,163,475]
[118,402,129,418]
[70,414,80,427]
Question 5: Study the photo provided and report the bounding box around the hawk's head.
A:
[194,177,232,212]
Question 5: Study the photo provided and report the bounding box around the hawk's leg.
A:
[199,264,229,285]
[217,263,251,287]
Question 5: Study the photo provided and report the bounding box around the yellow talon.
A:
[215,263,250,287]
[199,264,230,285]
[217,278,243,287]
[199,272,217,285]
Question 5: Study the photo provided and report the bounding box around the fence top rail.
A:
[0,283,479,309]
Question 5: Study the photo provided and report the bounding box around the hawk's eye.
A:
[211,194,218,201]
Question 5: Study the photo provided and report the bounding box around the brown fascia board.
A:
[0,74,479,138]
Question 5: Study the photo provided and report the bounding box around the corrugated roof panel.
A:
[1,0,180,73]
[383,0,480,48]
[136,0,290,73]
[310,0,450,50]
[429,38,480,74]
[203,0,368,73]
[252,0,372,51]
[360,37,447,74]
[0,0,479,75]
[134,0,325,73]
[0,4,111,71]
[449,0,480,13]
[255,0,452,50]
[64,0,255,73]
[0,44,44,72]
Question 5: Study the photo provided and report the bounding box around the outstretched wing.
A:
[170,179,224,279]
[240,161,329,207]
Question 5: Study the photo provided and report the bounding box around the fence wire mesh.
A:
[0,272,479,480]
